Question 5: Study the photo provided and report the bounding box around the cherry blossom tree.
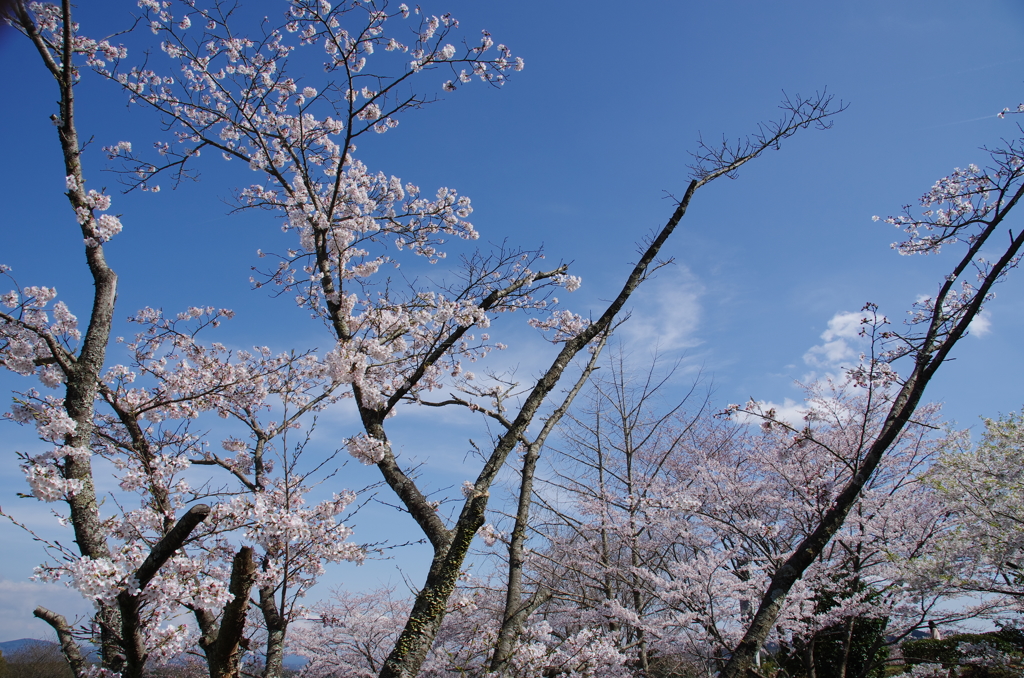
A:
[87,2,842,676]
[3,0,843,676]
[719,122,1024,675]
[710,390,971,678]
[2,5,363,677]
[4,280,364,678]
[927,410,1024,608]
[525,352,989,678]
[523,350,713,675]
[1,1,187,674]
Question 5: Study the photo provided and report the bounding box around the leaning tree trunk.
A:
[721,169,1024,677]
[373,96,842,678]
[489,333,607,675]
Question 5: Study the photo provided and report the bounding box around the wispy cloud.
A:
[738,310,870,428]
[617,266,704,353]
[0,579,92,642]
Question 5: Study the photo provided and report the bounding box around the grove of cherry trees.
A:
[3,1,1024,677]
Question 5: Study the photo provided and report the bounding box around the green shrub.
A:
[900,629,1024,676]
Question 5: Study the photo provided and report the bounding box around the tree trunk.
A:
[116,506,213,678]
[490,440,542,674]
[804,636,816,678]
[378,525,477,678]
[200,547,258,678]
[838,616,855,678]
[259,585,288,678]
[33,608,88,678]
[11,0,124,671]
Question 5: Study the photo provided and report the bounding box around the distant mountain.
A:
[0,638,59,655]
[0,637,306,669]
[0,637,100,663]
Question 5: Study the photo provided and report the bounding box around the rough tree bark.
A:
[10,0,123,670]
[118,505,213,678]
[197,547,259,678]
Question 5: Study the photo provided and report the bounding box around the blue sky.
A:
[2,0,1024,642]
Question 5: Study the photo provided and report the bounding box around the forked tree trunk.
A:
[198,547,258,678]
[373,93,841,678]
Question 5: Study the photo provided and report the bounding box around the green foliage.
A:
[900,629,1024,676]
[776,616,889,678]
[774,580,890,678]
[821,617,890,678]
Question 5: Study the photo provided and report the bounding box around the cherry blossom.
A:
[4,2,846,676]
[927,410,1024,610]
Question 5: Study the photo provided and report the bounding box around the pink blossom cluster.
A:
[24,2,126,76]
[528,309,591,342]
[506,622,628,678]
[294,583,631,677]
[344,433,388,464]
[0,275,79,384]
[1,279,361,667]
[89,0,586,431]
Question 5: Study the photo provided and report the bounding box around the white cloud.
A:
[968,310,992,337]
[803,311,867,368]
[821,311,864,342]
[805,339,856,366]
[734,398,807,427]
